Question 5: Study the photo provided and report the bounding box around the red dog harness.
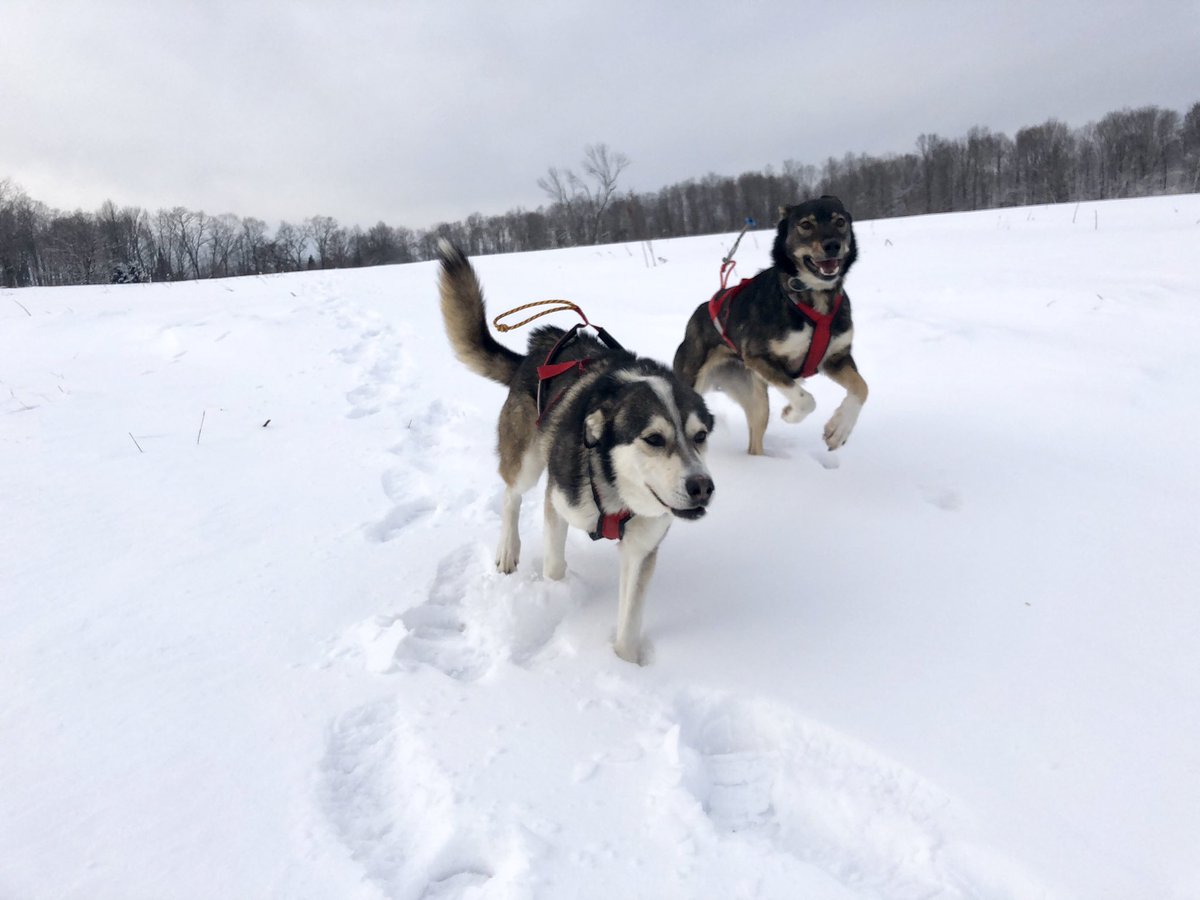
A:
[533,323,633,541]
[709,279,843,379]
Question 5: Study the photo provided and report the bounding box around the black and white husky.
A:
[436,240,715,664]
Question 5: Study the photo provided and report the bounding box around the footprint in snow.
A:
[318,698,499,898]
[390,545,491,682]
[674,695,779,835]
[325,302,411,418]
[368,544,577,681]
[919,482,963,511]
[366,469,437,542]
[669,692,1043,899]
[345,382,383,418]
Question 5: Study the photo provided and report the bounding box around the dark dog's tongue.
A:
[818,259,841,276]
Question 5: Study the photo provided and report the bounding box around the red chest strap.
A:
[791,292,843,378]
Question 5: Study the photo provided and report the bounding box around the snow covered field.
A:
[3,195,1199,900]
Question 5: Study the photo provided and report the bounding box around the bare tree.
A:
[7,98,1200,286]
[306,215,342,268]
[1183,102,1200,190]
[273,221,308,270]
[239,217,269,274]
[538,142,631,245]
[207,213,242,278]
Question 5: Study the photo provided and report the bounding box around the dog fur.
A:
[673,196,868,455]
[436,239,715,663]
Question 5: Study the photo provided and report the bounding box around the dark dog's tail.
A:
[436,239,523,385]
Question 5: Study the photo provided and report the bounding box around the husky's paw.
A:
[823,399,862,450]
[495,541,520,574]
[543,557,567,581]
[781,390,815,424]
[613,638,643,665]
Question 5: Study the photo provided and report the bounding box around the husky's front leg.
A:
[543,488,568,581]
[613,517,671,664]
[496,485,523,573]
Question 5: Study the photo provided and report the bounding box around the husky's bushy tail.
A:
[436,239,523,385]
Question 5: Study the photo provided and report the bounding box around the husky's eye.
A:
[692,430,708,444]
[642,433,666,448]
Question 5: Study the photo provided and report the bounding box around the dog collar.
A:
[591,507,633,542]
[587,461,633,541]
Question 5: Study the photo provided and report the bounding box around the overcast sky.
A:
[3,0,1198,231]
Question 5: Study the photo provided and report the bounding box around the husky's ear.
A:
[584,407,607,448]
[583,379,620,448]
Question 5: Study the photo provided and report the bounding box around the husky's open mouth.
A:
[803,256,843,279]
[648,486,708,520]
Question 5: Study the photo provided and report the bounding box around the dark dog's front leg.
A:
[741,354,816,426]
[821,351,868,449]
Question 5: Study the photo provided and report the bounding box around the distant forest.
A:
[2,100,1198,288]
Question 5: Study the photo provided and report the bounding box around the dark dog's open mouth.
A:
[804,256,842,279]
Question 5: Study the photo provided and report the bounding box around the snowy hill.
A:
[3,195,1199,899]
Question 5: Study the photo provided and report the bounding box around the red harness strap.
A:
[708,278,753,353]
[791,292,844,379]
[535,324,590,426]
[534,324,633,541]
[710,279,843,378]
[536,357,590,382]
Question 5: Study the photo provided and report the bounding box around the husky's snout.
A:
[670,470,714,520]
[686,473,714,506]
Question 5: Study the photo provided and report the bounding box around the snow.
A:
[3,194,1199,900]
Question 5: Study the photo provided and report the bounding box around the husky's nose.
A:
[821,238,841,257]
[685,474,714,506]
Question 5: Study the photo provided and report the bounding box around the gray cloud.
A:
[3,0,1198,230]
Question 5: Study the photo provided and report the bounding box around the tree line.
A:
[2,100,1197,288]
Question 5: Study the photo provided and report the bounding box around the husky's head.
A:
[584,368,715,520]
[772,195,857,291]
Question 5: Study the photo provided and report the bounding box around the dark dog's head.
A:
[772,196,857,290]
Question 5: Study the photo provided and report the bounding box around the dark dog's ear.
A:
[772,208,798,273]
[820,194,841,203]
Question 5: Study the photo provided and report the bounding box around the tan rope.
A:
[492,298,588,332]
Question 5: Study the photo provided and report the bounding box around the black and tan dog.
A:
[673,196,867,455]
